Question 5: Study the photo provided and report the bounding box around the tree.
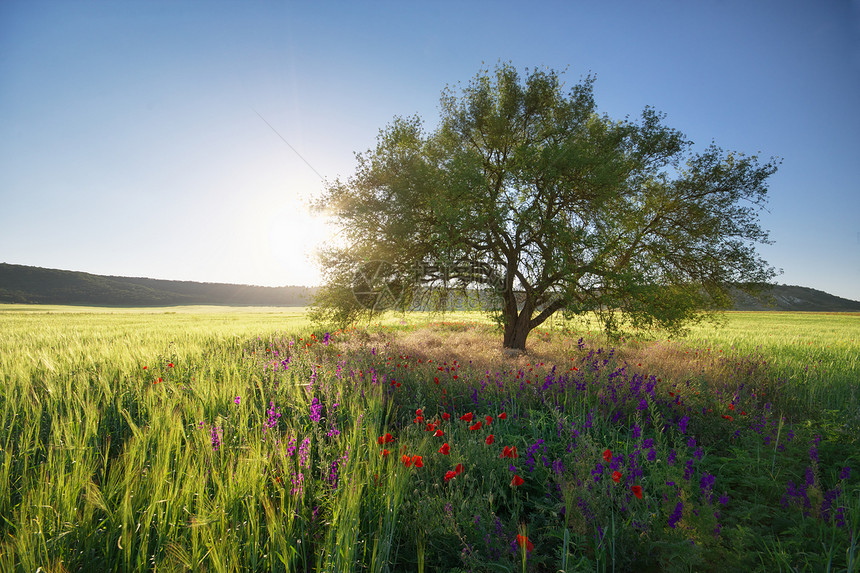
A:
[311,63,780,350]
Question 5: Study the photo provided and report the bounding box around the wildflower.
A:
[500,445,518,458]
[840,466,851,480]
[511,474,525,487]
[667,501,684,528]
[402,455,412,468]
[485,434,495,445]
[516,534,534,553]
[498,412,507,420]
[168,363,174,368]
[434,429,444,437]
[439,443,451,455]
[612,471,622,483]
[143,366,147,370]
[444,470,456,483]
[603,449,612,463]
[381,449,389,457]
[425,423,435,431]
[412,455,423,468]
[631,485,643,499]
[442,413,450,421]
[469,421,482,431]
[310,397,323,423]
[234,396,241,405]
[460,412,474,422]
[455,463,464,475]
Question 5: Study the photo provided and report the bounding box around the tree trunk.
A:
[502,299,533,351]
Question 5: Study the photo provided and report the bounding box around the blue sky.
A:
[2,0,859,300]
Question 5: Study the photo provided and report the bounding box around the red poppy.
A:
[612,471,622,483]
[728,404,735,411]
[143,366,147,370]
[168,363,173,368]
[381,449,389,457]
[425,423,435,431]
[434,376,439,384]
[603,449,612,463]
[469,421,482,431]
[444,470,456,482]
[631,485,643,499]
[485,415,493,425]
[442,413,450,421]
[412,455,423,468]
[460,412,474,422]
[511,474,525,487]
[511,446,518,458]
[416,408,423,416]
[485,434,495,445]
[498,412,507,420]
[402,455,411,467]
[516,534,534,553]
[414,415,424,424]
[433,429,444,437]
[455,463,464,475]
[439,443,451,455]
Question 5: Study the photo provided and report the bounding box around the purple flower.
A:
[700,472,716,502]
[840,466,851,480]
[298,437,311,468]
[667,449,677,466]
[310,397,323,423]
[683,458,695,481]
[632,424,641,440]
[210,425,222,451]
[678,416,689,434]
[234,396,241,405]
[264,401,281,432]
[667,501,684,529]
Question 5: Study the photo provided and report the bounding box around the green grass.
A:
[0,306,857,572]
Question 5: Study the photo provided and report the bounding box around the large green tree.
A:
[311,63,780,350]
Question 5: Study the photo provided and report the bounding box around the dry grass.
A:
[390,322,581,373]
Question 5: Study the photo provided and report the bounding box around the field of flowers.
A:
[0,306,857,572]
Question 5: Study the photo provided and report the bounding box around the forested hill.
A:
[730,284,860,312]
[0,263,316,306]
[1,263,859,311]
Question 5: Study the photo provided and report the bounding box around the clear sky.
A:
[2,0,859,300]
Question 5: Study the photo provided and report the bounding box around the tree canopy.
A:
[310,63,780,350]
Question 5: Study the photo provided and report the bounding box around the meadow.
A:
[0,305,857,572]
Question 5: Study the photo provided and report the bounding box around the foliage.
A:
[312,62,780,349]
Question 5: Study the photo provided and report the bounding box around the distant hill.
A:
[0,263,317,306]
[730,284,860,312]
[1,263,858,311]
